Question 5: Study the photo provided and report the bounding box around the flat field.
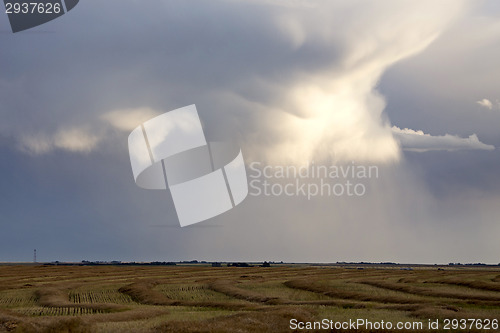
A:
[0,264,499,332]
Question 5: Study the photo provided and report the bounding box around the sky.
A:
[1,0,500,264]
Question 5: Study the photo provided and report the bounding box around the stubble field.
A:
[0,264,499,332]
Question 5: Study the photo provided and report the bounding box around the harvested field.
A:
[0,264,499,332]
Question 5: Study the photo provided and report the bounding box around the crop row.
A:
[0,289,37,308]
[69,288,134,304]
[156,283,241,302]
[14,306,104,316]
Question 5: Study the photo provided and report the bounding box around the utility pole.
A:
[34,249,36,263]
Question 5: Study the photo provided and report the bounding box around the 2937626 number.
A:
[5,2,61,14]
[443,318,498,330]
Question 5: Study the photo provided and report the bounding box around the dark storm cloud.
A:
[0,0,341,142]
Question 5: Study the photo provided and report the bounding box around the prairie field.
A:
[0,264,499,332]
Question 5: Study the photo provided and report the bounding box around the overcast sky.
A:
[1,0,500,264]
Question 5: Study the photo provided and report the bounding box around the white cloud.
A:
[101,107,160,132]
[392,126,495,152]
[54,128,100,153]
[16,108,161,155]
[477,98,493,110]
[18,134,54,155]
[19,127,100,155]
